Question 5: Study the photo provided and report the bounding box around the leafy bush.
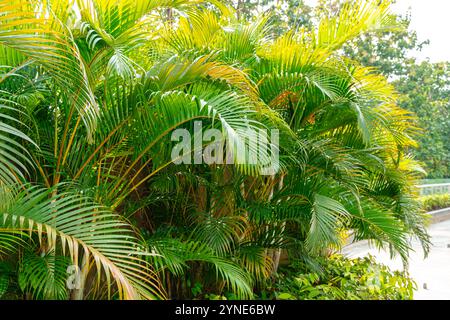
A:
[419,194,450,212]
[264,255,415,300]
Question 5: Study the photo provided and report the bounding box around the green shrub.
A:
[263,255,416,300]
[419,194,450,212]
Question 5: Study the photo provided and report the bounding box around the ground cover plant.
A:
[419,194,450,212]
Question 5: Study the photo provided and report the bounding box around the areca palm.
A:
[0,0,429,300]
[0,0,277,299]
[151,1,429,280]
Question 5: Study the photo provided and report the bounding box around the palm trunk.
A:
[167,8,173,24]
[271,174,285,275]
[70,255,87,300]
[236,0,242,20]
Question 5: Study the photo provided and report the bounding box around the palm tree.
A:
[0,0,429,300]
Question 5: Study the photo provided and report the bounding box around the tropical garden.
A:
[0,0,439,300]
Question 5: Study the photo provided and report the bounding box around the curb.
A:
[428,207,450,224]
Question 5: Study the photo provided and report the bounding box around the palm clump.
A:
[0,0,430,300]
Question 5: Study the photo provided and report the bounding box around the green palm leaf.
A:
[18,249,70,300]
[0,184,165,300]
[0,0,98,139]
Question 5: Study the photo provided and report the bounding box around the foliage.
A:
[229,0,315,35]
[419,194,450,212]
[0,0,430,300]
[254,0,450,179]
[326,1,450,179]
[267,255,416,300]
[394,62,450,179]
[342,12,427,78]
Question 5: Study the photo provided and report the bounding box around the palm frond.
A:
[0,184,165,300]
[0,0,98,139]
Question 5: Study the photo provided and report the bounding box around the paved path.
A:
[342,220,450,300]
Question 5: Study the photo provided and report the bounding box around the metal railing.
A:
[417,183,450,196]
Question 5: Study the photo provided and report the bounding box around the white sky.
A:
[304,0,450,62]
[392,0,450,62]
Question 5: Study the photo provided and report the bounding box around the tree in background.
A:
[230,0,315,35]
[395,62,450,178]
[342,16,426,78]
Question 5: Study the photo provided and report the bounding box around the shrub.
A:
[419,194,450,212]
[263,255,416,300]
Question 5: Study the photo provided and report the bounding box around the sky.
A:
[304,0,450,62]
[392,0,450,62]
